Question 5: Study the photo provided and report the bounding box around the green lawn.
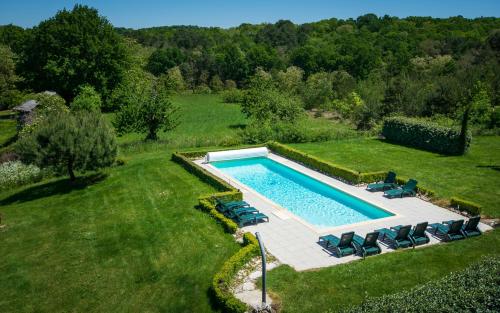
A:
[0,110,17,150]
[113,94,248,147]
[291,136,500,217]
[266,230,500,313]
[0,149,239,312]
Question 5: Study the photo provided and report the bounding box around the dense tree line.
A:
[1,8,499,131]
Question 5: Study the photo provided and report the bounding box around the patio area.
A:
[196,154,492,271]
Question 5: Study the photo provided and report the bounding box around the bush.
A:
[0,161,43,190]
[70,85,102,112]
[343,256,500,313]
[267,141,369,184]
[211,233,259,313]
[450,197,482,216]
[198,197,239,234]
[221,89,244,103]
[171,152,235,192]
[382,116,471,155]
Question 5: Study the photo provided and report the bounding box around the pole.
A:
[255,232,267,308]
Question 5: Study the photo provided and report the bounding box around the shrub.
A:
[0,161,43,190]
[171,152,235,192]
[382,116,471,155]
[198,198,239,234]
[450,197,482,216]
[211,233,259,313]
[343,256,500,313]
[221,89,244,103]
[70,85,102,112]
[267,141,362,184]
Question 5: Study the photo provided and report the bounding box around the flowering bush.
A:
[0,161,43,190]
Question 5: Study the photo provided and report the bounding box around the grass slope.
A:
[0,150,239,312]
[0,110,17,151]
[291,136,500,217]
[267,231,500,313]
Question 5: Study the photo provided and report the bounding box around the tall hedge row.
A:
[382,116,471,155]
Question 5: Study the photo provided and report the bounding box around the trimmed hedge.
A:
[198,196,239,234]
[451,197,482,216]
[212,232,260,313]
[267,141,386,185]
[172,152,234,192]
[343,256,500,313]
[382,116,471,155]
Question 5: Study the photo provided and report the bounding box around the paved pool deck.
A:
[195,154,492,271]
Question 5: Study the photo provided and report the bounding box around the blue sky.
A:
[1,0,499,29]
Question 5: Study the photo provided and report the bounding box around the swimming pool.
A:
[211,157,393,228]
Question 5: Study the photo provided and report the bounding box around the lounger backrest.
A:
[364,232,379,247]
[385,171,396,184]
[403,179,418,191]
[396,225,412,240]
[413,222,428,237]
[339,232,355,247]
[464,216,480,231]
[449,220,465,234]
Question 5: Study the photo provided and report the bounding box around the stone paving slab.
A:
[195,154,492,271]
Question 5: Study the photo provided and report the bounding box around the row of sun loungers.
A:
[213,197,269,227]
[319,216,482,258]
[366,171,418,198]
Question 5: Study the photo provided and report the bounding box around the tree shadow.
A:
[477,165,500,172]
[0,172,108,206]
[228,123,246,130]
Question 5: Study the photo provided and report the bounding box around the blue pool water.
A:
[212,157,393,228]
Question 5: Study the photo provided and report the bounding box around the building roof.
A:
[13,100,39,112]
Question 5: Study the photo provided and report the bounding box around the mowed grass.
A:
[266,230,500,313]
[114,94,248,147]
[291,136,500,217]
[0,110,17,149]
[0,150,239,312]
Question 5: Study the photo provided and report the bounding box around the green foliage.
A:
[209,75,224,92]
[211,233,259,313]
[302,72,333,109]
[0,44,22,110]
[16,111,117,180]
[70,85,102,112]
[344,256,500,313]
[275,66,304,95]
[198,198,239,234]
[19,5,130,101]
[382,116,471,155]
[19,92,69,135]
[146,47,185,76]
[242,80,303,124]
[159,66,186,92]
[171,151,235,192]
[0,161,43,190]
[267,141,383,184]
[221,88,244,103]
[450,197,482,216]
[114,83,179,140]
[107,67,154,112]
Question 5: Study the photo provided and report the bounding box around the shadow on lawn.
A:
[228,123,246,130]
[477,165,500,172]
[0,172,107,205]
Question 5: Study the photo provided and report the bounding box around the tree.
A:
[16,111,117,181]
[0,44,22,109]
[275,66,304,95]
[302,72,332,109]
[114,83,179,140]
[19,5,130,101]
[146,47,185,76]
[209,75,224,92]
[70,85,102,112]
[158,66,185,92]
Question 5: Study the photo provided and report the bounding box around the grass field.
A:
[266,230,500,313]
[0,94,499,312]
[0,150,239,312]
[0,110,17,150]
[292,136,500,217]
